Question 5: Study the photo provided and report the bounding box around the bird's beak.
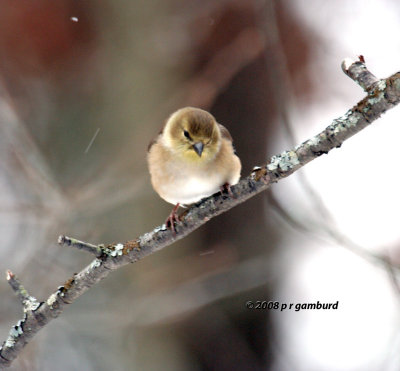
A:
[193,142,204,157]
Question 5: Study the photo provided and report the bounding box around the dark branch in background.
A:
[259,7,390,274]
[260,0,342,234]
[1,59,400,367]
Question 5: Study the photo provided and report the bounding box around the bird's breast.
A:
[148,138,240,206]
[157,165,224,205]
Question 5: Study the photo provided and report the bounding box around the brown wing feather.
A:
[218,124,232,142]
[147,136,158,152]
[147,120,167,152]
[218,123,239,155]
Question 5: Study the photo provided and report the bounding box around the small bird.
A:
[147,107,241,233]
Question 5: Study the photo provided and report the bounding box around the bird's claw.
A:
[165,203,180,236]
[220,183,234,198]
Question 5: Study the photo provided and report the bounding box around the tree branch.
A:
[1,59,400,367]
[6,271,40,311]
[342,55,379,91]
[57,235,103,257]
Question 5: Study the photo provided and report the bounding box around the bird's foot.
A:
[165,203,180,235]
[220,183,234,198]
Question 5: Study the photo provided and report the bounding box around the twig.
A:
[342,56,379,91]
[382,251,400,299]
[6,271,40,311]
[1,60,400,367]
[58,235,103,257]
[1,271,41,368]
[268,191,390,267]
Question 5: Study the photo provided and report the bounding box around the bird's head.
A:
[164,107,221,162]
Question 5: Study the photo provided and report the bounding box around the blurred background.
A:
[1,0,400,370]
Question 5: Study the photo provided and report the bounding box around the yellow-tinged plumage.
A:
[147,107,241,232]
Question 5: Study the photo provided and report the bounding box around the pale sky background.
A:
[271,0,400,369]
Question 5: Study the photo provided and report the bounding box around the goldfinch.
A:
[147,107,241,233]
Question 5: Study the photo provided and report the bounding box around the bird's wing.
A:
[147,134,159,152]
[218,124,233,142]
[218,123,239,155]
[147,121,167,152]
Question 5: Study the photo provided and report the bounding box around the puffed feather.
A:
[147,107,241,205]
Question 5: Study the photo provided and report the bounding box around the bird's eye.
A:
[183,130,192,140]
